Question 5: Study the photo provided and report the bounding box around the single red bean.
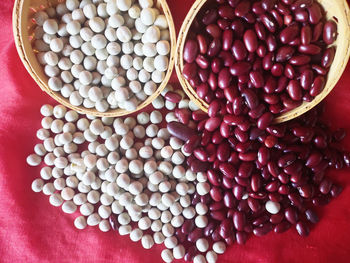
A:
[294,9,308,23]
[222,29,234,51]
[257,112,274,130]
[305,209,319,224]
[296,221,310,237]
[285,207,299,224]
[258,146,271,165]
[236,231,248,245]
[191,159,210,173]
[255,22,267,40]
[252,2,265,15]
[287,79,302,101]
[278,2,291,14]
[202,9,218,25]
[205,117,222,132]
[210,186,223,202]
[262,52,275,71]
[217,142,231,162]
[230,62,252,76]
[224,115,245,126]
[271,9,283,27]
[211,228,222,242]
[204,222,216,237]
[280,24,299,44]
[218,4,235,19]
[243,30,258,53]
[284,14,293,25]
[187,228,204,243]
[241,88,259,109]
[310,76,325,97]
[307,2,322,24]
[267,34,278,52]
[194,148,208,162]
[184,40,199,63]
[232,40,248,61]
[217,18,231,30]
[197,34,208,54]
[233,211,246,231]
[249,104,266,119]
[284,64,295,79]
[176,228,187,243]
[323,20,337,45]
[265,135,278,148]
[257,45,267,57]
[223,191,235,208]
[261,0,277,11]
[182,220,195,234]
[306,151,323,167]
[235,1,251,17]
[238,162,254,178]
[165,91,182,103]
[250,71,265,88]
[298,44,322,55]
[274,221,291,233]
[233,184,245,200]
[289,55,311,65]
[218,68,232,89]
[271,63,284,77]
[321,47,335,68]
[330,185,342,198]
[270,212,284,224]
[206,24,222,39]
[248,197,262,212]
[301,25,312,45]
[198,68,209,82]
[109,215,119,231]
[276,46,295,62]
[208,38,222,57]
[231,19,245,37]
[195,55,209,69]
[182,63,197,81]
[312,21,323,42]
[167,121,196,141]
[319,177,333,194]
[260,13,278,33]
[300,69,314,90]
[291,0,313,10]
[253,223,273,236]
[219,162,237,178]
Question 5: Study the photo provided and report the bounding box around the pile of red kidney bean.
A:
[167,104,348,260]
[169,0,349,261]
[183,0,337,114]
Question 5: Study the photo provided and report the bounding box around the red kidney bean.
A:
[243,30,258,53]
[167,121,196,141]
[191,159,210,173]
[210,186,223,202]
[233,211,246,231]
[321,47,335,68]
[165,91,182,103]
[230,62,252,76]
[267,34,278,52]
[238,162,254,178]
[235,1,251,17]
[260,13,278,33]
[287,80,302,101]
[208,38,222,57]
[253,223,273,236]
[270,212,284,224]
[294,9,309,23]
[280,24,299,44]
[257,112,273,130]
[218,4,235,20]
[289,55,311,66]
[197,34,208,54]
[195,55,209,69]
[217,68,232,89]
[296,221,310,237]
[182,220,195,234]
[249,71,265,88]
[184,40,199,64]
[222,29,234,51]
[109,215,119,231]
[308,3,322,24]
[305,209,319,224]
[236,231,247,245]
[271,9,283,27]
[276,46,295,62]
[300,69,313,90]
[301,25,312,45]
[298,44,322,55]
[205,117,222,132]
[255,22,267,40]
[206,24,222,39]
[252,2,265,15]
[182,63,197,81]
[271,63,284,77]
[241,89,259,109]
[232,40,248,61]
[217,142,231,162]
[285,207,299,224]
[248,197,262,212]
[202,9,218,25]
[291,0,313,10]
[284,64,295,79]
[319,177,332,194]
[312,22,323,42]
[323,20,337,45]
[219,162,237,178]
[194,147,207,162]
[310,76,325,97]
[274,221,291,233]
[261,0,277,11]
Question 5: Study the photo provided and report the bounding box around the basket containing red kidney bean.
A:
[175,0,350,124]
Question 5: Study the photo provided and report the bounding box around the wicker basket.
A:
[13,0,176,117]
[175,0,350,123]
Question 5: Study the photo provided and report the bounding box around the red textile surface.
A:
[1,0,350,262]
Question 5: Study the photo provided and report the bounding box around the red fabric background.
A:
[1,0,350,262]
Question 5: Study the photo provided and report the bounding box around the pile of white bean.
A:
[27,86,221,262]
[33,0,171,112]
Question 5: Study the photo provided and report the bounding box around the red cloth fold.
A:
[1,0,350,262]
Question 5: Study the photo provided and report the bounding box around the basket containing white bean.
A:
[13,0,176,116]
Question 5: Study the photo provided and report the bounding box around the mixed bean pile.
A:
[26,0,349,263]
